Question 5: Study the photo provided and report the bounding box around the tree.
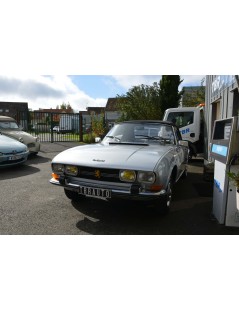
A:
[181,86,205,107]
[159,75,184,113]
[116,76,184,121]
[117,82,162,121]
[60,102,72,110]
[91,113,106,137]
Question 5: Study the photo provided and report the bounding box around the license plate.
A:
[8,155,22,161]
[79,186,111,200]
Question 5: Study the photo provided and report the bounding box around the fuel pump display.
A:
[210,117,239,227]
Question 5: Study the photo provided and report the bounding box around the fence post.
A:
[50,112,53,143]
[79,112,83,142]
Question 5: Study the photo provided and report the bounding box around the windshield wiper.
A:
[109,141,149,146]
[105,135,121,141]
[135,135,162,141]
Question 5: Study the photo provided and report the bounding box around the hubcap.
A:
[166,181,172,207]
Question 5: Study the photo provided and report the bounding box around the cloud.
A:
[0,75,205,112]
[112,75,162,89]
[0,75,107,111]
[112,75,205,90]
[0,76,64,99]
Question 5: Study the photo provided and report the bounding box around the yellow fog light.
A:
[65,165,78,176]
[119,170,136,182]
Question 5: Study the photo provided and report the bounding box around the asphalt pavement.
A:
[1,142,239,235]
[40,142,239,234]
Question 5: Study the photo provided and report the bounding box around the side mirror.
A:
[18,125,23,130]
[178,140,189,147]
[95,137,101,143]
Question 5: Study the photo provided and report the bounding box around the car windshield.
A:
[104,122,175,145]
[0,121,19,129]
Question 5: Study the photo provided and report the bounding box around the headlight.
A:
[52,163,64,174]
[65,165,78,176]
[137,171,156,184]
[119,170,136,182]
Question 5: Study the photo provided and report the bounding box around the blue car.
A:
[0,133,29,168]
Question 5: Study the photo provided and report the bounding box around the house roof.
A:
[35,108,73,113]
[105,98,119,111]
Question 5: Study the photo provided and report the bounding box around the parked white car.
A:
[50,120,189,214]
[0,116,40,155]
[53,125,60,133]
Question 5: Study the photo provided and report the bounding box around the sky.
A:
[0,75,205,112]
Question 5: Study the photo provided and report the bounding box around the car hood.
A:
[0,134,27,153]
[0,130,36,143]
[52,143,173,170]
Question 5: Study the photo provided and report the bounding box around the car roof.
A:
[0,115,15,121]
[119,120,176,126]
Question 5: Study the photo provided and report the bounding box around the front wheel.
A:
[181,168,188,179]
[64,189,85,202]
[156,177,173,215]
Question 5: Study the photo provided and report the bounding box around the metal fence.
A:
[17,111,88,142]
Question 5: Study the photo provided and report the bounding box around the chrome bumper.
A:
[50,177,166,199]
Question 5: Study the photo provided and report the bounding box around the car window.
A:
[104,123,176,145]
[0,121,19,129]
[167,112,194,128]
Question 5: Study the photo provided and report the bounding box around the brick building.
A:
[0,101,28,119]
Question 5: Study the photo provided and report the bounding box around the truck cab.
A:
[163,106,205,158]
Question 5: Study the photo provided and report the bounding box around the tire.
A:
[64,188,85,202]
[181,168,188,179]
[156,176,173,215]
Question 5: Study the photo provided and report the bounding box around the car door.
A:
[173,127,187,177]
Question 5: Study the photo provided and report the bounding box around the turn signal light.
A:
[149,185,163,192]
[52,173,60,180]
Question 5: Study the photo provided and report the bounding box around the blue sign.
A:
[212,144,228,157]
[180,128,190,135]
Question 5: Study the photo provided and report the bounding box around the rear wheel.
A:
[64,188,85,202]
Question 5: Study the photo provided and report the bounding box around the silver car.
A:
[0,133,29,168]
[50,120,189,214]
[0,116,40,155]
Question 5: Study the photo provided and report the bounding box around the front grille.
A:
[3,150,24,155]
[0,158,25,165]
[78,167,120,182]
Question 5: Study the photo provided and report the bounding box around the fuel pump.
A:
[210,117,239,227]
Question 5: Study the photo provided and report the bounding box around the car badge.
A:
[94,169,101,179]
[12,150,17,154]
